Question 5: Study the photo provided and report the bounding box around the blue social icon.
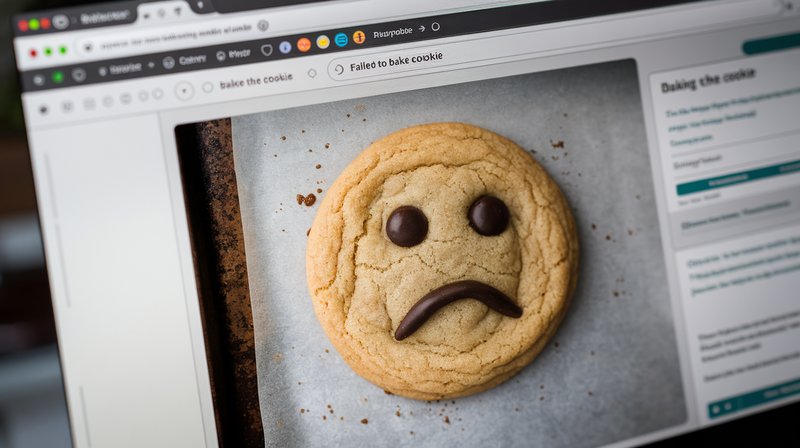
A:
[334,33,348,47]
[279,41,291,54]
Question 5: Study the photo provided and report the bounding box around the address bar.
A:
[71,0,525,61]
[75,15,267,58]
[328,0,782,81]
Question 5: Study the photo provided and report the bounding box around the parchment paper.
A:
[232,59,687,447]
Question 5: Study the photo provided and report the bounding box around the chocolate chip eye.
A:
[386,206,428,247]
[468,196,510,236]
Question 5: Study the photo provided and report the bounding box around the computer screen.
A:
[11,0,800,446]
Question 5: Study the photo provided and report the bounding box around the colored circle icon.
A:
[334,32,348,47]
[279,41,291,54]
[18,20,29,32]
[51,71,64,84]
[316,35,330,50]
[297,37,311,52]
[29,18,40,31]
[353,30,366,44]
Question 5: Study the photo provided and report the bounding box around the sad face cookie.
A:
[306,122,579,400]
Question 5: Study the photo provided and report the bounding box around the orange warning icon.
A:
[297,37,311,52]
[353,30,366,44]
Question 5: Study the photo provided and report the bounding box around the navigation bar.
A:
[18,0,702,92]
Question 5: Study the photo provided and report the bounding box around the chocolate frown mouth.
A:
[394,280,523,341]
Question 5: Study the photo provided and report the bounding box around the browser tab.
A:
[12,1,140,36]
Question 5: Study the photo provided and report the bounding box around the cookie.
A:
[306,122,579,400]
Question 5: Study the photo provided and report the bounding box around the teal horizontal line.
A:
[743,32,800,55]
[677,159,800,196]
[708,376,800,419]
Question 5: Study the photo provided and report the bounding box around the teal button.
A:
[743,32,800,55]
[677,159,800,196]
[708,376,800,419]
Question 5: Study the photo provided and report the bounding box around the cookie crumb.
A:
[591,223,597,230]
[340,416,344,421]
[324,349,329,353]
[395,410,401,417]
[443,416,450,424]
[322,415,327,420]
[296,193,317,206]
[514,407,519,412]
[540,396,544,401]
[315,164,322,169]
[554,341,560,348]
[317,188,323,193]
[346,113,351,118]
[384,390,393,395]
[300,408,305,414]
[551,140,565,149]
[539,384,544,390]
[605,235,611,241]
[280,136,286,141]
[325,143,330,149]
[360,418,368,425]
[588,391,594,396]
[272,352,283,362]
[590,350,595,356]
[306,228,311,237]
[613,291,620,297]
[410,431,415,436]
[273,154,277,158]
[362,118,367,122]
[301,129,306,133]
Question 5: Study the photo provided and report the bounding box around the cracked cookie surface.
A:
[306,122,579,400]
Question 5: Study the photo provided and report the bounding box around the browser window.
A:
[12,0,800,446]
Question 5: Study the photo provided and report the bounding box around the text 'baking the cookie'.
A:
[328,50,445,80]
